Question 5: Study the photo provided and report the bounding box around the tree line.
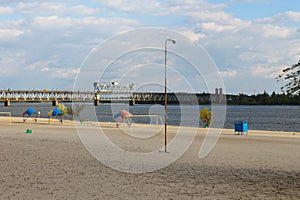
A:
[229,59,300,105]
[229,91,300,105]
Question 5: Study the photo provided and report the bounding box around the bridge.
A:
[1,83,233,106]
[0,90,232,106]
[0,90,95,106]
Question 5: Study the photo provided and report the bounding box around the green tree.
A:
[277,60,300,95]
[199,108,213,127]
[56,104,68,115]
[67,103,85,121]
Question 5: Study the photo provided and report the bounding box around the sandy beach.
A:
[0,117,299,199]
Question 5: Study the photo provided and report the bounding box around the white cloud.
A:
[218,70,237,77]
[103,0,162,14]
[26,60,50,71]
[43,67,80,79]
[258,11,300,25]
[200,22,237,33]
[0,0,299,93]
[0,5,13,15]
[32,16,73,28]
[31,15,139,30]
[0,19,25,28]
[188,10,231,23]
[41,66,50,72]
[0,28,24,41]
[98,0,227,19]
[230,0,269,2]
[260,24,291,38]
[0,56,26,78]
[14,2,99,17]
[178,29,204,41]
[251,65,282,79]
[36,2,97,16]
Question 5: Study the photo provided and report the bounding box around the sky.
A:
[0,0,299,94]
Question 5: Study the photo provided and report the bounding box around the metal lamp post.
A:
[164,38,176,152]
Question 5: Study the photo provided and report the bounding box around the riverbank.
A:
[1,104,300,132]
[0,117,300,199]
[1,116,299,136]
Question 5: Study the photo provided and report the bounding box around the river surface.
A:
[1,103,299,132]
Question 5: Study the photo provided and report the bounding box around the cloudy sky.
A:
[1,0,299,94]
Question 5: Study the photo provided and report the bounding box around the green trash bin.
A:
[26,129,32,134]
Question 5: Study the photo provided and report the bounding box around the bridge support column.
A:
[129,99,135,106]
[94,99,99,106]
[4,100,10,107]
[94,93,100,106]
[52,100,58,106]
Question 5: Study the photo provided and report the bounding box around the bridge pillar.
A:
[94,99,99,106]
[129,99,135,106]
[52,100,58,106]
[4,100,10,107]
[94,93,100,106]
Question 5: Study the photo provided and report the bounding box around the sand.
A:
[0,117,299,199]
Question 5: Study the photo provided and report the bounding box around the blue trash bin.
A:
[234,120,248,135]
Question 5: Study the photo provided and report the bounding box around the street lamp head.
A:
[167,39,176,44]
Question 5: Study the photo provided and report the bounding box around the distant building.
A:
[215,88,219,95]
[215,88,223,95]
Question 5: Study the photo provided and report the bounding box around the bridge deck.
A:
[0,90,233,104]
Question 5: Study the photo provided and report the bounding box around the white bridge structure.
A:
[0,90,94,101]
[93,82,135,105]
[93,82,134,94]
[0,83,228,106]
[0,82,136,106]
[0,89,95,106]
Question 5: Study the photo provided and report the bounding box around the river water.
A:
[1,102,299,132]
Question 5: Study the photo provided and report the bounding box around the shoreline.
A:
[1,116,299,137]
[1,104,299,133]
